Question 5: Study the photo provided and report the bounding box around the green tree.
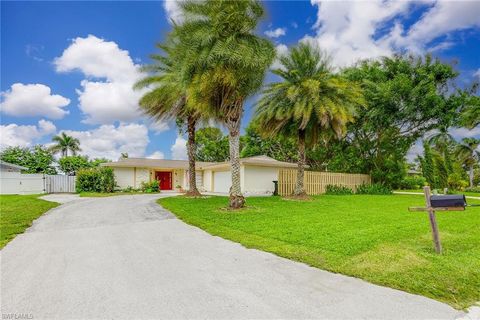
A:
[456,138,480,188]
[342,55,461,187]
[433,152,449,189]
[420,141,436,188]
[254,43,363,196]
[195,127,229,162]
[58,156,90,175]
[134,42,203,196]
[49,132,81,157]
[173,0,275,208]
[0,146,56,174]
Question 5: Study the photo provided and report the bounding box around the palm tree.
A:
[50,132,81,157]
[456,138,480,188]
[254,43,364,196]
[172,0,275,208]
[427,125,455,173]
[134,43,202,196]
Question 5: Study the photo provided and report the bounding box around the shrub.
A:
[325,185,353,195]
[465,187,480,193]
[399,176,427,190]
[448,173,469,191]
[140,180,160,193]
[355,183,392,195]
[76,167,116,193]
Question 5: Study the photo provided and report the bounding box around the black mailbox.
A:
[430,195,467,208]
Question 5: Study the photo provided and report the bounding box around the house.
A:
[101,155,298,194]
[0,160,27,173]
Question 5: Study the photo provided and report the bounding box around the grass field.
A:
[0,195,59,249]
[159,194,480,309]
[396,189,480,198]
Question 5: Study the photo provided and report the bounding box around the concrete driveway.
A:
[1,194,463,319]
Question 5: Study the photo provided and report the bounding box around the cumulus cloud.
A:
[271,44,289,69]
[1,83,70,119]
[147,151,165,159]
[149,120,170,135]
[304,0,480,67]
[171,135,187,160]
[63,123,149,160]
[54,35,144,124]
[164,0,184,24]
[0,119,56,148]
[265,27,286,38]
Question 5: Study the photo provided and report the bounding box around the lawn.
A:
[396,189,480,198]
[159,194,480,309]
[0,194,59,249]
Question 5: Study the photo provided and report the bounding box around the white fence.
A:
[0,172,45,195]
[45,175,76,193]
[0,172,76,194]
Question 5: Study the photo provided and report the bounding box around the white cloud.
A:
[304,0,480,67]
[147,151,165,159]
[63,123,149,160]
[54,35,144,124]
[265,27,287,38]
[1,83,70,119]
[149,120,170,135]
[272,44,289,69]
[450,127,480,140]
[164,0,184,24]
[0,119,56,148]
[171,135,187,160]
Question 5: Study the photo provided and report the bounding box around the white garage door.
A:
[213,171,231,193]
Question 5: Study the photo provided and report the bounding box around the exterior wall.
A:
[243,165,279,195]
[203,170,212,192]
[135,168,150,189]
[173,169,184,189]
[213,170,231,193]
[114,167,135,189]
[0,172,45,195]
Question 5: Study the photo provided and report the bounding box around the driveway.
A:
[1,194,463,319]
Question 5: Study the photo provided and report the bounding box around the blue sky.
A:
[1,1,479,161]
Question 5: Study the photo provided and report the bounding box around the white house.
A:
[0,161,46,195]
[102,155,298,194]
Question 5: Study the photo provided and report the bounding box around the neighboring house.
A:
[0,160,27,173]
[101,155,298,194]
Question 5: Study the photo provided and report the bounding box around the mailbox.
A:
[430,195,467,208]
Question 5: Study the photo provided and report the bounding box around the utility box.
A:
[430,195,467,208]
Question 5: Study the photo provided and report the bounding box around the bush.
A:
[76,167,116,193]
[399,176,427,190]
[465,187,480,193]
[325,185,353,195]
[140,180,160,193]
[448,173,469,191]
[356,183,392,195]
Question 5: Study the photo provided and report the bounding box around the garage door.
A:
[213,171,231,193]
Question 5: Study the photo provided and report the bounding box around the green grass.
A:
[0,194,59,249]
[159,194,480,309]
[396,189,480,198]
[79,191,159,197]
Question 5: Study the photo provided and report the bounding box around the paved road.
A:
[1,194,463,319]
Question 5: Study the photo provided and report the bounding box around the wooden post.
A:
[423,186,442,254]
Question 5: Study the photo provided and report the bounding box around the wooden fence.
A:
[278,169,371,196]
[46,175,76,193]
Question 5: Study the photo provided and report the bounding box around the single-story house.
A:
[101,155,298,194]
[0,160,27,173]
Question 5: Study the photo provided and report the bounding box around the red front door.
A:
[155,171,172,190]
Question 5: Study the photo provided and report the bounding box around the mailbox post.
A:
[423,186,442,254]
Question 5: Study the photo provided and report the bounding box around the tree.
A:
[195,127,229,162]
[0,146,56,174]
[456,138,480,188]
[254,43,363,196]
[134,42,203,196]
[419,141,436,188]
[58,156,90,175]
[342,55,461,187]
[50,132,81,157]
[173,0,275,208]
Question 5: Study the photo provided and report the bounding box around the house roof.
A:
[101,155,298,170]
[0,160,28,171]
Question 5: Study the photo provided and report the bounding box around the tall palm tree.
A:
[134,43,202,196]
[456,138,480,188]
[173,0,275,208]
[254,43,364,196]
[50,132,81,157]
[427,125,455,173]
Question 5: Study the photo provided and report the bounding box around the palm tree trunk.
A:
[186,114,201,197]
[227,114,245,209]
[293,129,307,197]
[469,164,474,188]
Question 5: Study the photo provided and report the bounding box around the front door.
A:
[155,171,172,190]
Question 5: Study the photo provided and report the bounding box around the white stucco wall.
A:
[113,167,135,189]
[203,170,212,191]
[243,165,279,195]
[135,168,150,189]
[213,170,231,193]
[0,172,45,194]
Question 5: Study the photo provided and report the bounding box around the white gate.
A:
[46,175,76,193]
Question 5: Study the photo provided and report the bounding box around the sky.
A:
[1,0,479,161]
